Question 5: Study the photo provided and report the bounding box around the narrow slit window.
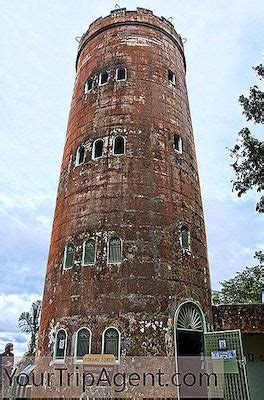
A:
[54,329,67,360]
[103,328,120,360]
[76,145,85,165]
[76,328,91,360]
[116,67,127,81]
[99,71,109,86]
[113,136,125,155]
[64,243,74,269]
[181,226,190,251]
[92,139,103,159]
[83,239,96,265]
[108,237,122,263]
[85,77,94,93]
[168,69,176,85]
[173,134,182,153]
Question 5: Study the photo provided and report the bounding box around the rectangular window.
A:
[108,237,121,263]
[76,328,90,359]
[99,71,109,86]
[83,239,96,265]
[85,77,94,93]
[64,244,74,269]
[168,69,176,85]
[55,330,67,360]
[103,328,120,360]
[116,67,127,81]
[181,227,190,251]
[174,134,182,153]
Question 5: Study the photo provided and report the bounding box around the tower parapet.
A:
[76,7,185,71]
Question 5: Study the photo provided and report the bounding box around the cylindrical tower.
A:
[38,7,212,360]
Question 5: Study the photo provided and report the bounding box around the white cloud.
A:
[0,192,54,211]
[0,293,40,356]
[0,293,40,332]
[35,215,52,229]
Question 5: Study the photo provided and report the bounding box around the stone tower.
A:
[37,7,212,361]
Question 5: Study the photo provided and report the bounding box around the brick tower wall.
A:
[37,7,212,357]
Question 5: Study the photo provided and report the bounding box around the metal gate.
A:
[204,330,250,400]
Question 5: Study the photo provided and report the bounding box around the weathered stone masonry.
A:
[37,7,212,358]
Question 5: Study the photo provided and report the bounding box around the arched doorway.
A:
[174,301,206,399]
[176,302,204,356]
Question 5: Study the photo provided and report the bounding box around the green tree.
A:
[18,300,41,356]
[229,63,264,212]
[213,252,264,304]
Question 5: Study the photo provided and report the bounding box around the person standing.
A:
[0,343,14,395]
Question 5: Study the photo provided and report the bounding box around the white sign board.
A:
[211,350,237,360]
[218,339,227,349]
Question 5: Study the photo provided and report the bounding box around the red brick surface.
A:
[37,8,212,357]
[213,304,264,333]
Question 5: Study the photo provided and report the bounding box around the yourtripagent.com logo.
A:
[1,356,224,398]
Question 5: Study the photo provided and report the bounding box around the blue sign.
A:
[211,350,237,360]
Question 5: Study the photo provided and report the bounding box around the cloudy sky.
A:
[0,0,263,355]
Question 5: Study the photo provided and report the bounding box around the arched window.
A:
[99,71,109,86]
[92,139,103,159]
[173,134,182,153]
[108,236,122,264]
[168,69,176,85]
[75,328,91,360]
[84,77,94,93]
[116,67,127,81]
[54,329,67,360]
[64,243,74,269]
[180,226,190,251]
[113,136,125,155]
[102,327,120,360]
[76,145,85,165]
[83,238,96,265]
[176,303,203,331]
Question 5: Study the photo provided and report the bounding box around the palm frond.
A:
[18,311,33,334]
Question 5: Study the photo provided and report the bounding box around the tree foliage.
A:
[18,300,41,356]
[230,63,264,212]
[213,252,264,304]
[239,64,264,124]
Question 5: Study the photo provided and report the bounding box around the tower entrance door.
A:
[174,302,206,399]
[177,329,203,357]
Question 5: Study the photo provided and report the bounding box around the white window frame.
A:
[107,236,123,264]
[173,134,182,154]
[82,237,97,266]
[76,145,85,166]
[180,226,191,253]
[74,327,92,363]
[99,71,109,86]
[63,243,74,270]
[113,135,126,156]
[168,69,176,85]
[92,138,104,160]
[101,326,121,363]
[115,67,127,82]
[53,328,67,363]
[84,77,94,94]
